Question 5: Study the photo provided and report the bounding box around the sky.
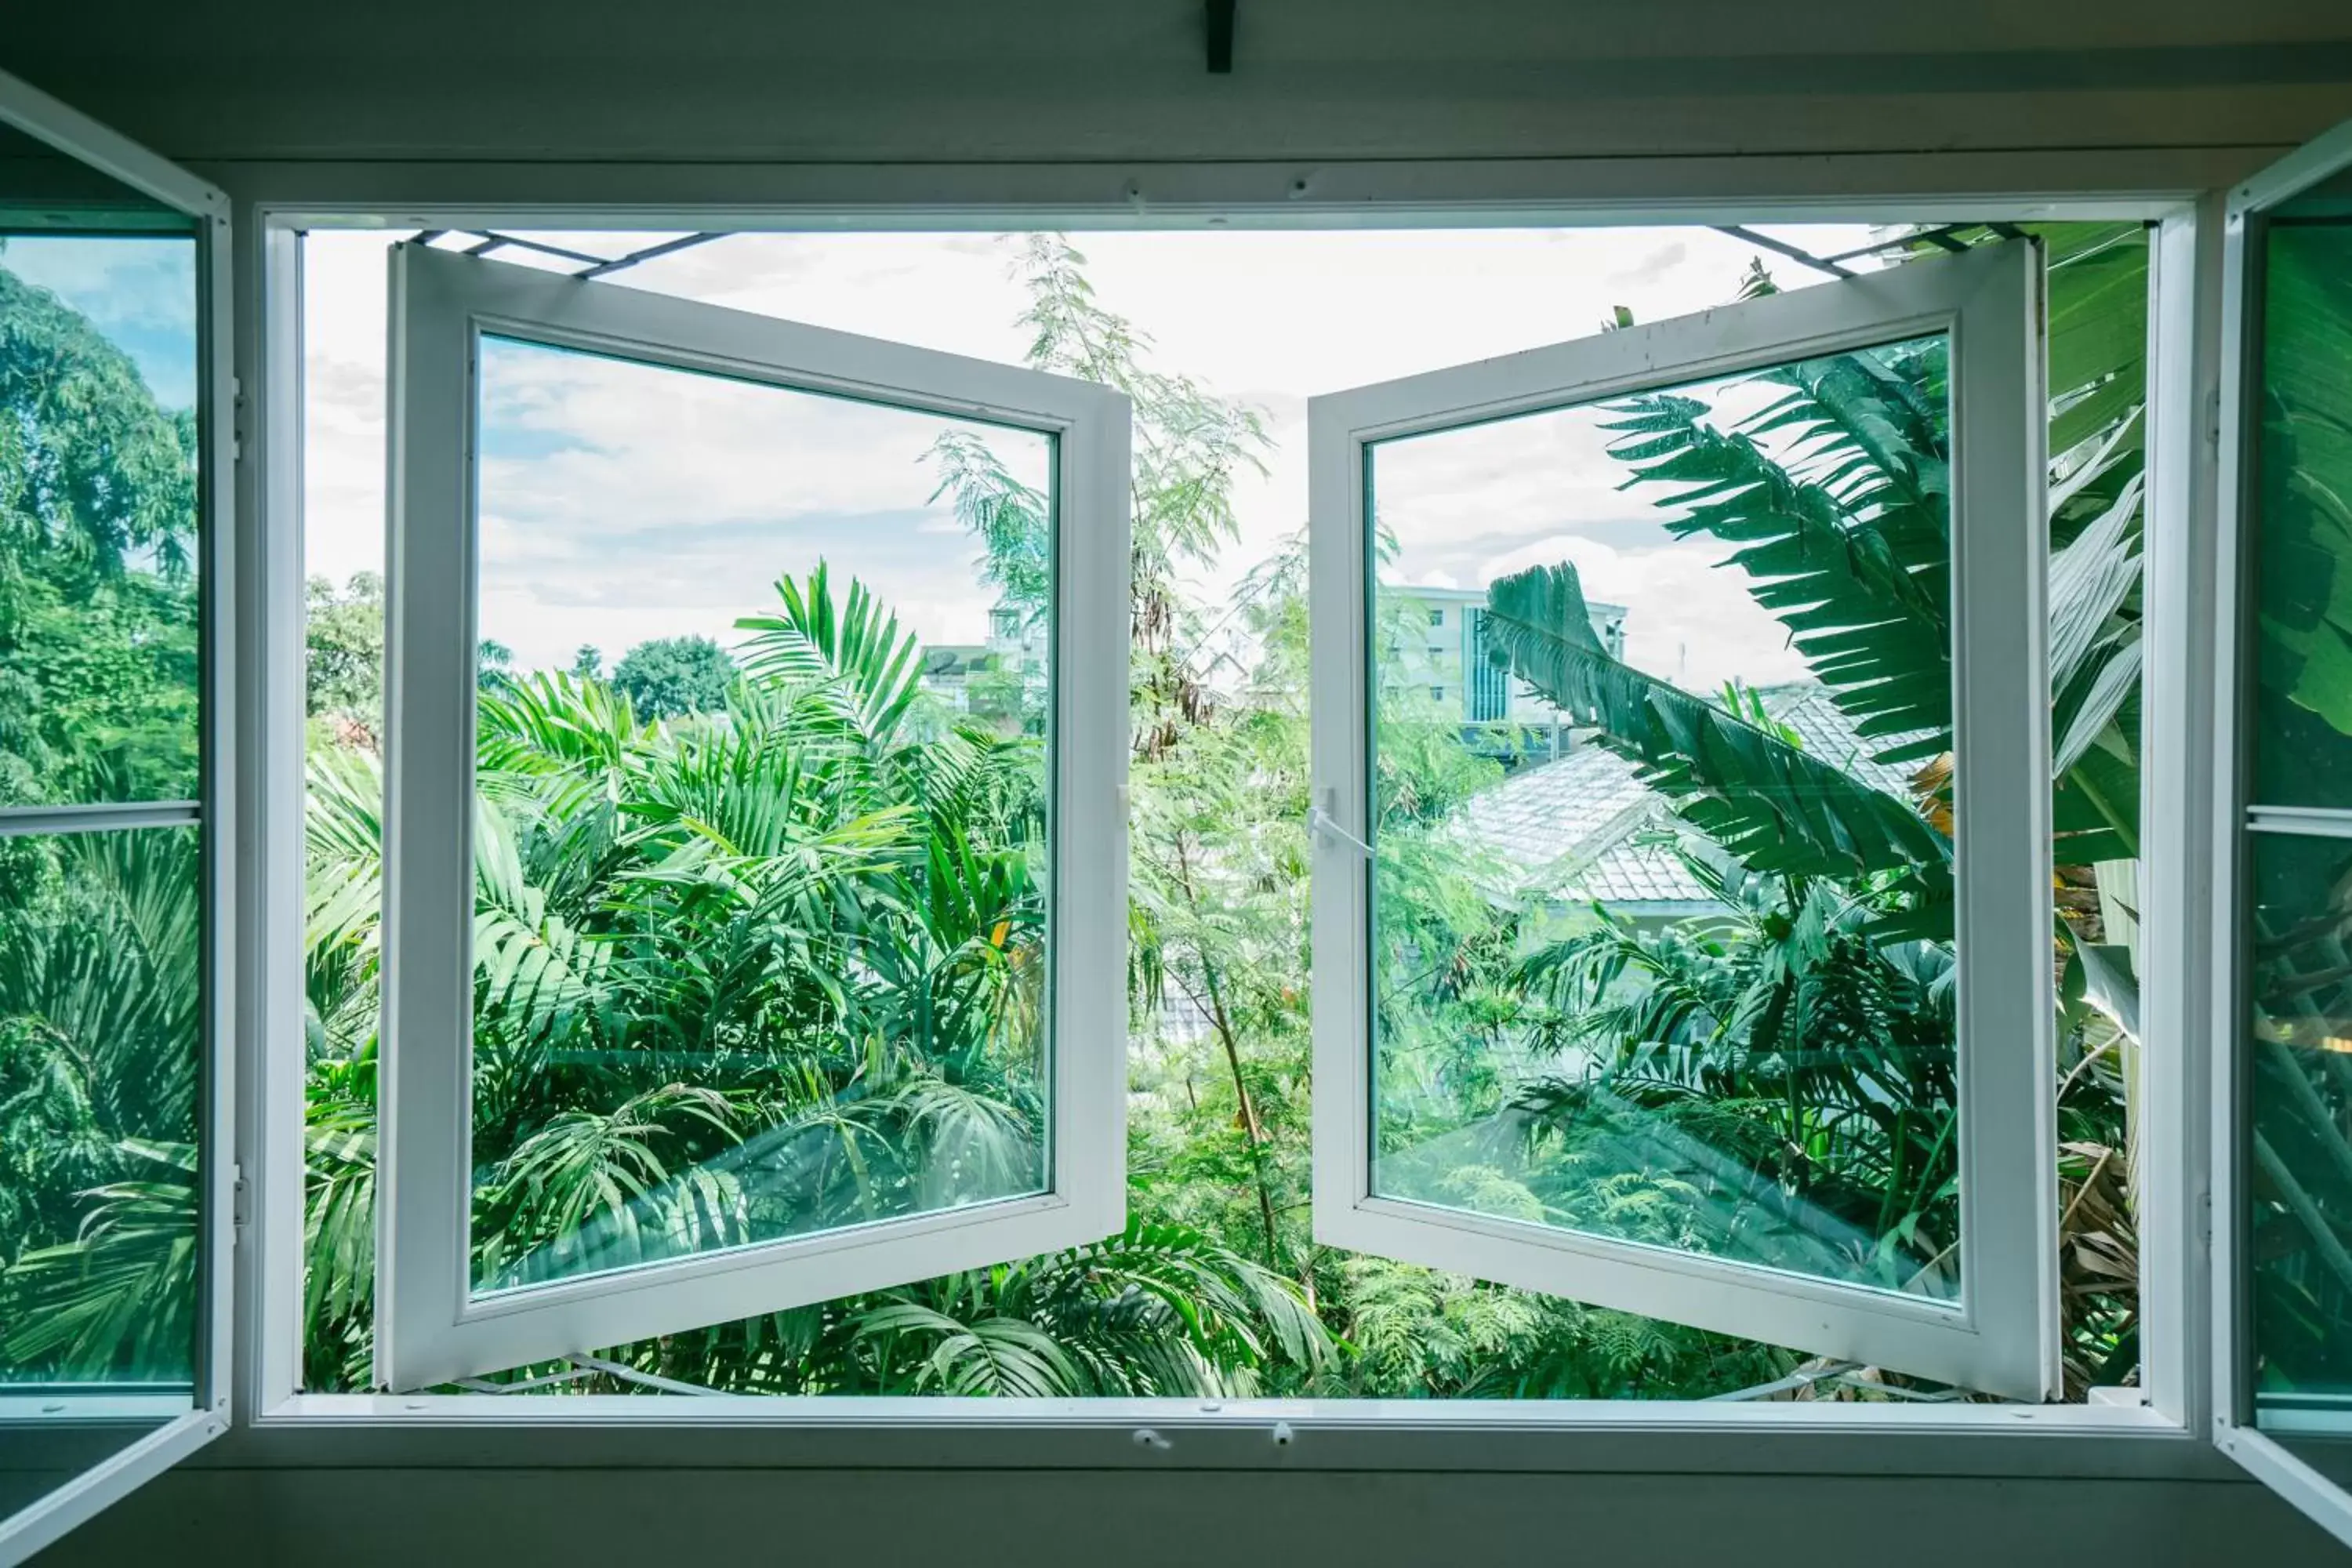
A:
[1,234,198,408]
[293,223,1895,688]
[474,333,1051,666]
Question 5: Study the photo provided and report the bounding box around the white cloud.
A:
[1478,531,1631,586]
[466,339,1046,669]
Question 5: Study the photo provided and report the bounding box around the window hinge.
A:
[2203,387,2222,451]
[230,1161,249,1234]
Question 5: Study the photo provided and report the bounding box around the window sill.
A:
[209,1395,2228,1481]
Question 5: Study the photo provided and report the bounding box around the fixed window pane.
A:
[1364,335,1962,1301]
[0,122,201,808]
[2251,171,2352,811]
[463,334,1058,1298]
[0,825,202,1388]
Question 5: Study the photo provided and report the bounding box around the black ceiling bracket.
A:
[1206,0,1236,74]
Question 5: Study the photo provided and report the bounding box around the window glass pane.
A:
[0,825,202,1387]
[2249,189,2352,810]
[1366,335,1963,1301]
[0,124,201,808]
[463,335,1055,1297]
[2246,830,2352,1460]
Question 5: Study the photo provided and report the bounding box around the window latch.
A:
[1307,792,1374,858]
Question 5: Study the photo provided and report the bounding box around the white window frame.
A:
[2208,116,2352,1552]
[1306,239,2056,1401]
[0,66,237,1563]
[376,245,1131,1391]
[203,165,2234,1486]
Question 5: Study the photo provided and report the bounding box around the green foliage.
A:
[611,635,739,720]
[0,262,199,807]
[0,831,201,1381]
[1003,234,1270,758]
[2251,220,2352,802]
[1504,869,1962,1294]
[1598,339,1954,758]
[278,552,1337,1394]
[1338,1253,1790,1398]
[1592,232,2150,871]
[927,432,1050,620]
[307,571,387,746]
[735,561,924,743]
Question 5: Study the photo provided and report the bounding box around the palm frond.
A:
[1482,561,1949,885]
[735,563,925,746]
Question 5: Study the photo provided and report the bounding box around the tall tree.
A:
[0,263,199,807]
[612,634,739,719]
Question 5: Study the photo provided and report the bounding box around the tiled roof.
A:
[1453,683,1933,912]
[1454,744,1715,908]
[1581,832,1713,906]
[1755,682,1928,798]
[1457,744,1653,877]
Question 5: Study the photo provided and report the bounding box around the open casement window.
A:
[1308,239,2060,1401]
[0,68,234,1563]
[2214,116,2352,1550]
[377,246,1131,1392]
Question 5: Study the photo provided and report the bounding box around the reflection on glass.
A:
[1367,336,1963,1299]
[2248,833,2352,1442]
[0,1418,178,1521]
[0,193,202,808]
[2251,198,2352,809]
[459,336,1056,1294]
[0,827,202,1385]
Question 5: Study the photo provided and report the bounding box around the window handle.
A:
[1307,792,1374,858]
